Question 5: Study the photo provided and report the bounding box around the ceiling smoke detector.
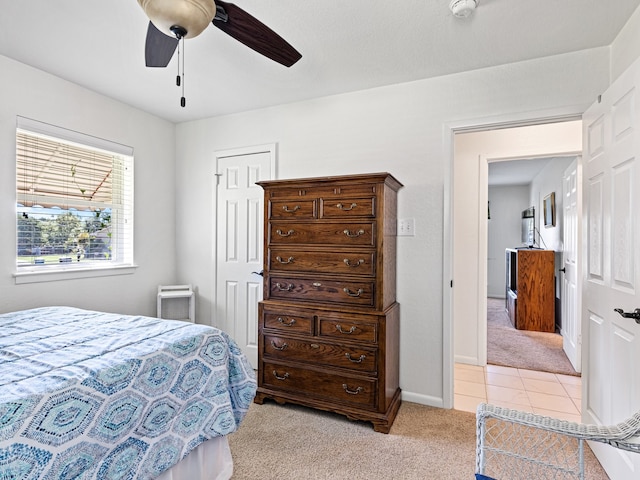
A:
[450,0,478,18]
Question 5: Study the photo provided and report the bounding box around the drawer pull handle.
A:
[310,343,320,349]
[343,288,364,297]
[312,282,322,287]
[336,202,357,211]
[275,283,295,291]
[270,341,288,351]
[335,324,357,334]
[273,370,290,381]
[277,317,296,326]
[276,229,295,237]
[345,353,366,363]
[282,205,300,213]
[343,229,365,238]
[342,384,364,395]
[344,258,365,267]
[276,256,295,264]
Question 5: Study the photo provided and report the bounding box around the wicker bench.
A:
[475,403,640,479]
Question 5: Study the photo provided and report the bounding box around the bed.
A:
[0,306,257,480]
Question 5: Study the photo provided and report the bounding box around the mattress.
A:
[0,306,256,479]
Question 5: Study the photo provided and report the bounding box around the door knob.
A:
[614,308,640,324]
[559,267,566,273]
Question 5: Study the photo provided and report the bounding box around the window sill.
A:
[14,264,138,284]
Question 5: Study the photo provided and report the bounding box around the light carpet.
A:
[487,297,579,376]
[228,400,606,479]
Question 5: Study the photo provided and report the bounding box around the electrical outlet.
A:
[398,218,415,236]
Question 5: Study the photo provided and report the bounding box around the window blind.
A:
[16,118,134,268]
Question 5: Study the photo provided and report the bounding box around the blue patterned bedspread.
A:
[0,306,257,479]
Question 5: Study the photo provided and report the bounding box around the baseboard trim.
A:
[401,391,444,408]
[454,355,480,366]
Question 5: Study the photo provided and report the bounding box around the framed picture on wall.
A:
[543,192,555,227]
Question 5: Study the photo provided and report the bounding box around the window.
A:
[15,117,134,280]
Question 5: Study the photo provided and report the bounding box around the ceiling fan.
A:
[137,0,302,68]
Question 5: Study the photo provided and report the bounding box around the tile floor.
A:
[454,363,582,423]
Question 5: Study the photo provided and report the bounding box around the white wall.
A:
[176,48,609,406]
[0,56,177,317]
[487,185,529,298]
[530,157,575,253]
[611,4,640,82]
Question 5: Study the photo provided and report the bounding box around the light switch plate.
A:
[398,218,415,236]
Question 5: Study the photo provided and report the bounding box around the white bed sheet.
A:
[156,436,233,480]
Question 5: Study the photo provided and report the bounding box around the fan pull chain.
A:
[180,37,186,107]
[176,41,181,87]
[175,37,186,107]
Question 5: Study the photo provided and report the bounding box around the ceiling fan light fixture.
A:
[137,0,217,39]
[450,0,478,18]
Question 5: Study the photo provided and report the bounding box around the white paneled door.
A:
[215,146,274,369]
[562,159,581,372]
[582,57,640,478]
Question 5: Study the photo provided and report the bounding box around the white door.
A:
[582,57,640,478]
[215,145,275,368]
[561,159,581,372]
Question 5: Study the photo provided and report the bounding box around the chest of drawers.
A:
[254,173,402,433]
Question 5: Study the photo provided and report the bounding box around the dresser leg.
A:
[372,422,391,434]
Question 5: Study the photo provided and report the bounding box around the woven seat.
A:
[475,403,640,479]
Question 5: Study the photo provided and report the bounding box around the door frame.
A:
[443,107,585,408]
[212,143,276,332]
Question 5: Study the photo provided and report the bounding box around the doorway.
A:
[449,119,583,414]
[485,156,579,375]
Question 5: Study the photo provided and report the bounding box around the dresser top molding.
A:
[256,172,403,192]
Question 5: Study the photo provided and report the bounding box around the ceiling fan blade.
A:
[212,1,302,67]
[145,21,179,67]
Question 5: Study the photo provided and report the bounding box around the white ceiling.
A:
[488,158,555,186]
[0,0,638,123]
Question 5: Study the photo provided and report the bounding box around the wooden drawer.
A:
[320,197,375,218]
[262,310,314,335]
[268,276,375,307]
[268,222,375,246]
[262,361,376,408]
[317,314,378,343]
[267,248,375,276]
[268,199,316,219]
[265,183,377,200]
[263,334,377,373]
